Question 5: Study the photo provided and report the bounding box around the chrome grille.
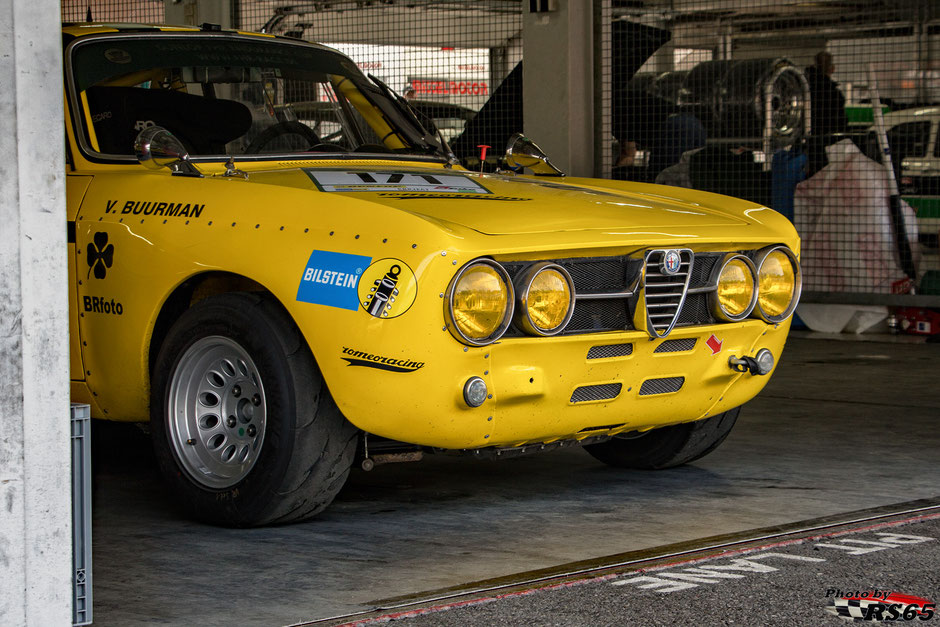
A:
[639,377,685,396]
[587,343,634,359]
[570,383,622,404]
[500,249,728,337]
[654,338,697,353]
[644,249,693,338]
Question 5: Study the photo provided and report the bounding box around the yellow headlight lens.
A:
[450,262,511,343]
[716,257,755,318]
[758,249,798,320]
[524,267,572,334]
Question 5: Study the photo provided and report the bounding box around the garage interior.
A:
[3,0,939,625]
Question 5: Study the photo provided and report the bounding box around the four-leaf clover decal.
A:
[87,232,114,279]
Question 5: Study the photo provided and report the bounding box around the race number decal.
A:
[305,170,491,194]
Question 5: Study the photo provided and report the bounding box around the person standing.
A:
[805,51,848,175]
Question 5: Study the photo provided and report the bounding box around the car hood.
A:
[249,166,753,236]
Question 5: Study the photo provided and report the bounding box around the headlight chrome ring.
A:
[444,259,514,346]
[513,262,576,336]
[709,253,759,322]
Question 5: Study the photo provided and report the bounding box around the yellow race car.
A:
[64,23,801,526]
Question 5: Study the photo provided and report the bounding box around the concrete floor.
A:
[88,334,940,626]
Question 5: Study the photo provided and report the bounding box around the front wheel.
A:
[583,407,740,470]
[150,292,357,526]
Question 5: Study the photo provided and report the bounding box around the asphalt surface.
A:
[86,334,940,626]
[348,511,940,627]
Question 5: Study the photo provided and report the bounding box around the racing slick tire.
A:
[583,406,740,470]
[150,292,357,527]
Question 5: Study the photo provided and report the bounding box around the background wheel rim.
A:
[167,335,267,489]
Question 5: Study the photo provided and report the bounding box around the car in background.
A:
[64,22,802,527]
[866,107,940,250]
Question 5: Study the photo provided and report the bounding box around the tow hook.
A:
[729,348,775,376]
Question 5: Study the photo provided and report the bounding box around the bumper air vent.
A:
[638,377,685,396]
[654,338,697,353]
[570,383,622,404]
[587,343,634,359]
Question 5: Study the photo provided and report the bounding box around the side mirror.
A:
[135,126,201,176]
[503,133,564,176]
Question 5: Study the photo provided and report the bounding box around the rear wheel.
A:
[583,407,740,470]
[150,292,357,526]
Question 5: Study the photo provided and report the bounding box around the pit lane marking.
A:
[611,526,936,594]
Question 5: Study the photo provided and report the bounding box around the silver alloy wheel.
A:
[167,335,267,489]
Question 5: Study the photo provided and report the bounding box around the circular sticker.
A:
[358,258,417,319]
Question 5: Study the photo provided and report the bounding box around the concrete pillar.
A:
[522,0,595,177]
[0,0,72,625]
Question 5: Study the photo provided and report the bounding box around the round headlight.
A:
[445,260,514,345]
[710,254,758,321]
[515,263,575,336]
[754,246,802,322]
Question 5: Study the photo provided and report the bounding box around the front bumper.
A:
[331,318,789,449]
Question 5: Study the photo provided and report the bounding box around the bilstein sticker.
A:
[358,259,417,319]
[305,170,491,194]
[341,347,424,373]
[297,250,372,310]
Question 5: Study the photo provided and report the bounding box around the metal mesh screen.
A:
[62,0,164,22]
[601,0,938,306]
[236,1,523,170]
[62,0,940,308]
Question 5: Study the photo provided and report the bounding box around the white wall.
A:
[0,0,71,624]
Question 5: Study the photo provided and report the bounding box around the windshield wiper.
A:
[367,73,445,157]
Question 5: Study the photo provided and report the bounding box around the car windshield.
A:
[68,33,446,159]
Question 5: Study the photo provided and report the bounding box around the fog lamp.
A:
[463,377,488,407]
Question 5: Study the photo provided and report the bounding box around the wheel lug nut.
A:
[232,385,241,397]
[252,394,261,406]
[226,415,237,428]
[247,425,257,437]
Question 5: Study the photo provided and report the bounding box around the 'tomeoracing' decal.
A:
[340,347,424,373]
[297,250,372,310]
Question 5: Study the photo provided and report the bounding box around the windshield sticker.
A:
[358,258,417,319]
[297,250,372,311]
[305,170,491,194]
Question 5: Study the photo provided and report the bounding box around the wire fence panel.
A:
[238,1,523,171]
[607,1,938,316]
[62,0,164,23]
[61,0,940,314]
